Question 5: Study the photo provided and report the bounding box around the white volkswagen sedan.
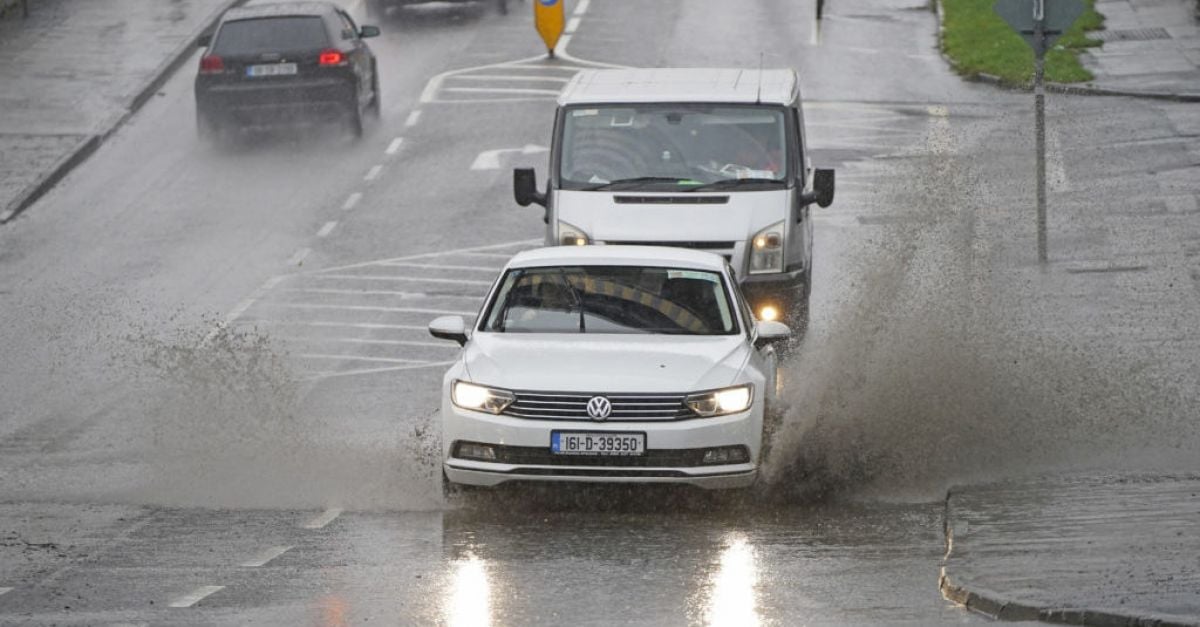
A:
[428,246,791,490]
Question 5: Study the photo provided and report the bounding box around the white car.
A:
[428,245,792,490]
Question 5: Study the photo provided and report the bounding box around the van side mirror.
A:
[197,34,212,48]
[429,315,468,347]
[799,168,835,209]
[514,168,546,208]
[358,25,380,38]
[754,320,792,347]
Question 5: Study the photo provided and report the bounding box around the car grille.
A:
[503,391,694,421]
[456,443,715,467]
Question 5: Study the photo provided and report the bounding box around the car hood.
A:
[554,189,789,242]
[463,333,750,392]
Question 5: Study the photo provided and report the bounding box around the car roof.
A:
[223,1,335,20]
[559,68,800,106]
[507,245,729,272]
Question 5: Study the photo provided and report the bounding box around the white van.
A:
[514,68,834,328]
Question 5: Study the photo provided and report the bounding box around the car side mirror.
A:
[358,25,380,38]
[799,168,835,209]
[754,320,792,347]
[514,168,546,208]
[429,315,468,346]
[197,34,212,48]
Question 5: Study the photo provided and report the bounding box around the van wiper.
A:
[688,177,783,191]
[582,176,686,191]
[557,268,585,333]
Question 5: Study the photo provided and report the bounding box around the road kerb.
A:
[0,0,251,225]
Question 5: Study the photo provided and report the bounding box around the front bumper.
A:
[442,404,763,490]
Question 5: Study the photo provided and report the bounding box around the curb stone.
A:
[933,0,1200,103]
[940,488,1200,627]
[0,0,250,225]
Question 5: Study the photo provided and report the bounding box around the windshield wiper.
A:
[687,177,783,191]
[581,176,687,191]
[557,268,585,333]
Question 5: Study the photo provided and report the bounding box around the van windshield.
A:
[480,266,739,335]
[559,104,789,191]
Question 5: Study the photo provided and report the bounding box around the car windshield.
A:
[481,265,739,335]
[213,17,330,55]
[559,104,790,191]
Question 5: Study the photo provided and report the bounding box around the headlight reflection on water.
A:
[704,535,761,627]
[445,553,492,627]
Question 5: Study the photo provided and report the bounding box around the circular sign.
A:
[586,396,612,421]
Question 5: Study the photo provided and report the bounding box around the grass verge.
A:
[940,0,1105,84]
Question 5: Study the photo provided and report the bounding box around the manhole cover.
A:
[1092,27,1170,42]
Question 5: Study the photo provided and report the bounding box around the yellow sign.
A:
[533,0,565,56]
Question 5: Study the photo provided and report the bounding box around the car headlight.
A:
[685,384,754,417]
[452,380,515,414]
[748,221,784,274]
[558,220,590,246]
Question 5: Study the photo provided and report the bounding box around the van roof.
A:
[508,245,728,272]
[558,68,800,106]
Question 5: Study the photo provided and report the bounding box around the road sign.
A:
[534,0,565,57]
[994,0,1085,53]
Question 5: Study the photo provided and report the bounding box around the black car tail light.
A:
[318,49,345,66]
[199,54,225,74]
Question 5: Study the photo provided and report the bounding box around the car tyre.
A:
[369,69,381,118]
[345,94,364,139]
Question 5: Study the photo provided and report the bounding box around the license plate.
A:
[551,431,645,456]
[246,63,298,77]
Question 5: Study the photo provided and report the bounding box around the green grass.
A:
[941,0,1105,85]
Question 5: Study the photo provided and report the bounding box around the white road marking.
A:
[241,545,293,568]
[565,16,581,33]
[342,192,362,211]
[459,251,517,259]
[364,165,383,181]
[419,53,549,104]
[444,86,562,96]
[314,274,493,286]
[311,360,456,379]
[1048,128,1071,193]
[282,337,460,349]
[269,320,430,331]
[200,275,287,346]
[404,110,422,127]
[317,221,338,238]
[449,74,572,83]
[283,287,480,298]
[270,302,477,316]
[471,144,550,170]
[574,0,590,15]
[168,586,224,608]
[0,587,12,597]
[385,137,404,155]
[380,261,503,272]
[300,354,429,364]
[289,248,312,266]
[302,508,343,530]
[314,238,539,274]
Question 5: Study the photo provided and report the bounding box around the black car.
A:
[194,1,380,141]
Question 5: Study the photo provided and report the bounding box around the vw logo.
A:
[586,396,612,421]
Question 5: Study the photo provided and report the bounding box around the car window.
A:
[336,11,358,40]
[481,266,738,335]
[213,17,330,55]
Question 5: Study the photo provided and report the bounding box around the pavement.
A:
[942,476,1200,625]
[0,0,240,222]
[1078,0,1200,99]
[0,0,1198,624]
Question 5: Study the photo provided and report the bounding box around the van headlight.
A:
[685,384,753,417]
[558,221,590,246]
[452,380,515,414]
[748,221,784,274]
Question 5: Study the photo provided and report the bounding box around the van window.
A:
[559,104,789,192]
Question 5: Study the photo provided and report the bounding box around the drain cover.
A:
[1092,27,1171,42]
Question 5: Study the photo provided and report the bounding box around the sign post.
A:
[534,0,565,58]
[994,0,1084,264]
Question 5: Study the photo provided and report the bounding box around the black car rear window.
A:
[213,16,330,55]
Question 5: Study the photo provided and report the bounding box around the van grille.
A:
[504,391,693,421]
[613,195,729,204]
[604,240,735,251]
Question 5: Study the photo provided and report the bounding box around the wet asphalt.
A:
[1,0,1199,624]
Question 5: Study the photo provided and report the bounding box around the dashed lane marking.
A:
[378,261,504,272]
[342,192,362,211]
[168,586,224,608]
[0,587,12,597]
[302,508,343,530]
[405,110,422,127]
[240,546,293,568]
[364,165,383,181]
[317,221,338,238]
[566,16,581,32]
[574,0,590,14]
[385,137,404,155]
